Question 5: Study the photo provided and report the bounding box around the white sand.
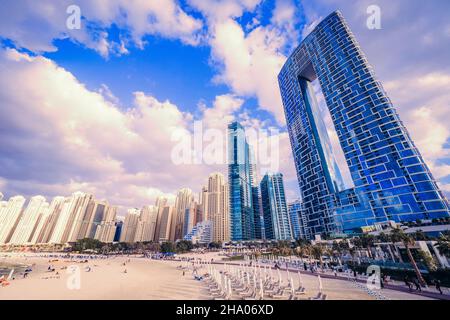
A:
[0,254,208,300]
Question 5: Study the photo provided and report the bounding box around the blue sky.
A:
[0,0,449,213]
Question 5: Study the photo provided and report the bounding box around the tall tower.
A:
[288,200,303,240]
[208,173,230,243]
[278,11,450,239]
[157,206,174,242]
[134,205,158,242]
[173,188,193,240]
[32,196,65,244]
[228,122,256,241]
[260,173,292,240]
[0,195,26,244]
[120,208,140,243]
[49,192,93,244]
[9,195,48,244]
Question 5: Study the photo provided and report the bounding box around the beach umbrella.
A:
[259,277,264,300]
[297,271,303,288]
[7,268,14,281]
[289,276,295,295]
[318,275,323,294]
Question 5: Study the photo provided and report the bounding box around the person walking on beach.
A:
[404,276,412,291]
[434,279,443,295]
[412,277,422,292]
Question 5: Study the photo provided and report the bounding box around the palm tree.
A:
[311,244,325,268]
[390,228,426,286]
[434,234,450,258]
[360,234,376,259]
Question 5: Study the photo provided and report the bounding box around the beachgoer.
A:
[434,279,443,295]
[412,278,422,292]
[404,276,412,291]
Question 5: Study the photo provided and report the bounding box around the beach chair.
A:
[309,292,327,300]
[295,287,306,295]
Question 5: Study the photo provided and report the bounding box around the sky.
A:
[0,0,449,215]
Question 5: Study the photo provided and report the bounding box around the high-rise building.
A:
[0,192,3,201]
[157,206,174,242]
[183,202,197,237]
[120,208,140,243]
[113,220,123,242]
[154,196,168,242]
[228,122,256,241]
[260,173,292,240]
[49,192,93,244]
[249,150,263,239]
[32,196,65,244]
[173,188,193,240]
[288,200,303,240]
[199,186,209,222]
[94,206,117,243]
[0,195,26,244]
[134,205,158,242]
[208,173,230,243]
[278,11,450,239]
[9,195,49,245]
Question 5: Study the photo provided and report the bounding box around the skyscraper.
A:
[288,200,303,240]
[31,196,65,244]
[278,11,450,239]
[157,206,174,242]
[228,122,256,241]
[260,173,292,240]
[120,208,140,243]
[49,192,93,244]
[208,173,230,243]
[183,203,197,237]
[0,195,26,244]
[154,196,168,242]
[9,195,48,244]
[173,188,194,240]
[134,205,158,242]
[199,186,209,222]
[94,205,118,243]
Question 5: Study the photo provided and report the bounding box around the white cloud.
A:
[187,0,300,125]
[0,0,203,58]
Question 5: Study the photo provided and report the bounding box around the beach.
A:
[0,252,435,300]
[0,253,208,300]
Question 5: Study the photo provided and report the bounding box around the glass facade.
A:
[260,173,292,240]
[278,11,450,239]
[228,122,256,240]
[288,200,303,240]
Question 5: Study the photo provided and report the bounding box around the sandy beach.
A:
[0,253,208,300]
[0,252,434,300]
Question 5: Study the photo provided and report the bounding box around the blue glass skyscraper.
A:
[260,173,292,240]
[278,11,450,239]
[288,200,303,240]
[228,122,256,241]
